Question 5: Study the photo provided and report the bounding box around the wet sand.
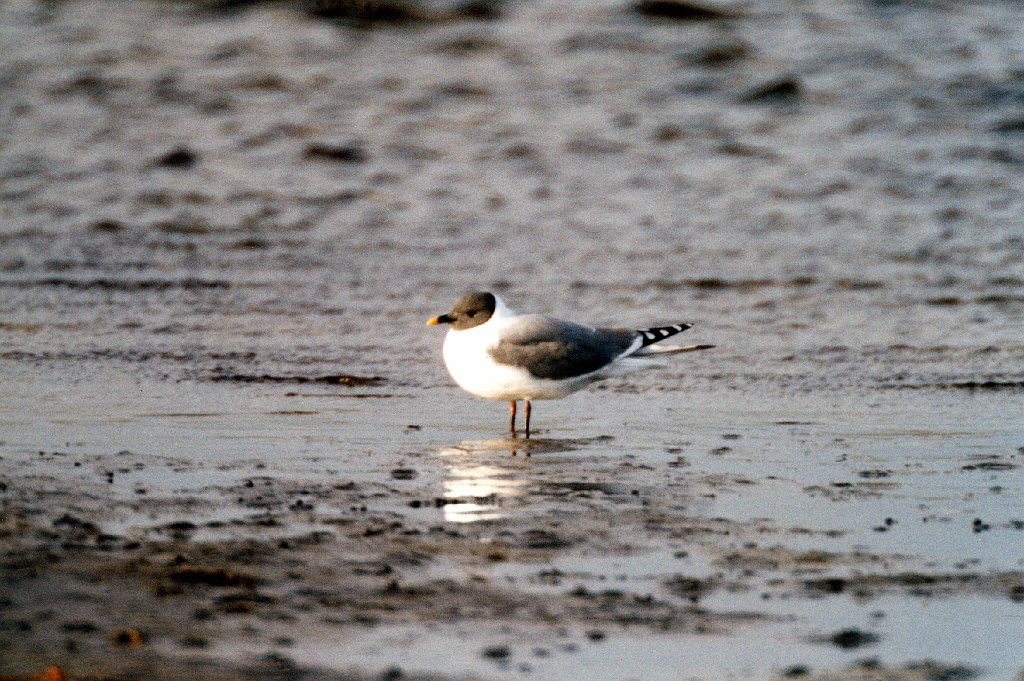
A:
[4,372,1023,680]
[2,0,1024,678]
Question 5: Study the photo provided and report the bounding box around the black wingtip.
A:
[637,323,692,347]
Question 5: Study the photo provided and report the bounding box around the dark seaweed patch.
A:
[647,277,775,292]
[739,76,802,104]
[811,628,879,649]
[283,392,400,398]
[683,40,751,67]
[209,372,387,386]
[0,277,230,291]
[665,575,717,602]
[884,380,1024,391]
[962,461,1017,471]
[632,0,734,21]
[307,0,433,23]
[303,143,369,163]
[306,0,504,25]
[154,147,199,169]
[169,567,259,588]
[803,577,847,594]
[992,118,1024,134]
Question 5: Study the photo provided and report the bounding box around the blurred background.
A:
[1,0,1023,390]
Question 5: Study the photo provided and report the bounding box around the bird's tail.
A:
[630,324,713,357]
[637,324,691,347]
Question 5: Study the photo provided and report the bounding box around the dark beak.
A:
[426,313,454,326]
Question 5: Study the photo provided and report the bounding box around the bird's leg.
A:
[524,400,532,439]
[509,400,517,436]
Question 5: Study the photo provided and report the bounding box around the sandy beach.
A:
[2,0,1024,678]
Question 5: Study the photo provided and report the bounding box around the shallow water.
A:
[4,363,1024,678]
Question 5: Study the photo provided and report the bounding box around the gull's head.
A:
[427,291,504,330]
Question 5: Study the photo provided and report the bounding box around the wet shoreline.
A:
[4,362,1024,679]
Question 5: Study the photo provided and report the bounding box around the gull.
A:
[427,291,712,437]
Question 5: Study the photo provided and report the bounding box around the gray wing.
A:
[489,315,640,380]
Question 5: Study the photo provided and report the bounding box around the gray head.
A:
[427,291,497,330]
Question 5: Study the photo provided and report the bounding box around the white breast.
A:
[441,320,531,400]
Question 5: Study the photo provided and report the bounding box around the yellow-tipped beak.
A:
[427,313,453,326]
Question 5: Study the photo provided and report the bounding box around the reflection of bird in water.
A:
[438,445,531,522]
[427,291,712,437]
